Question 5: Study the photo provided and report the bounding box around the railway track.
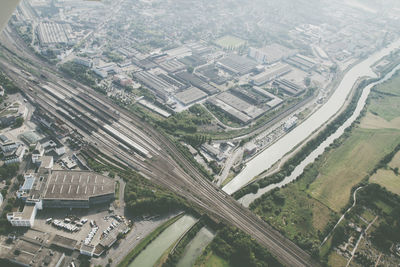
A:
[0,33,319,266]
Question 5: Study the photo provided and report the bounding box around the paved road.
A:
[0,27,318,267]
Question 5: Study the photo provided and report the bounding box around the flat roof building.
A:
[175,87,207,106]
[217,54,257,75]
[7,203,37,227]
[248,44,296,64]
[42,170,115,208]
[251,63,292,86]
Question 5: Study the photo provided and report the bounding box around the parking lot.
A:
[33,206,126,248]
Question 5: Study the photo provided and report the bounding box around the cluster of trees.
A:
[208,226,283,267]
[12,117,24,128]
[234,78,376,200]
[59,62,97,88]
[0,71,19,94]
[123,170,188,216]
[0,163,19,181]
[356,184,400,252]
[102,51,123,63]
[160,104,212,135]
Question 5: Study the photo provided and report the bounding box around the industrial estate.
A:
[0,0,400,267]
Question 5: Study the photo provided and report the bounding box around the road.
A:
[320,187,364,247]
[0,26,318,267]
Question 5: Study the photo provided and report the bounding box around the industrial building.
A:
[286,54,317,71]
[251,63,292,86]
[8,167,115,227]
[175,87,207,106]
[133,71,177,100]
[159,59,186,73]
[37,22,76,47]
[207,98,251,124]
[217,54,257,75]
[175,71,219,95]
[216,92,264,119]
[248,44,296,64]
[273,79,305,96]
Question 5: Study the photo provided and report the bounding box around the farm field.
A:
[308,128,400,212]
[308,73,400,212]
[370,169,400,195]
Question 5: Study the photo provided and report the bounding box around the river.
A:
[129,215,197,267]
[223,40,400,195]
[176,227,215,267]
[0,0,21,33]
[238,62,400,207]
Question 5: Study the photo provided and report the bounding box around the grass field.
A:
[368,73,400,121]
[327,252,348,266]
[360,112,400,130]
[251,166,336,246]
[370,169,400,195]
[214,35,246,49]
[195,251,230,267]
[308,128,400,212]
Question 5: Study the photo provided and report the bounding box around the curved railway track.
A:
[0,31,319,266]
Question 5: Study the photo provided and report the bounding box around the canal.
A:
[176,227,215,267]
[238,63,400,207]
[223,39,400,195]
[129,215,197,267]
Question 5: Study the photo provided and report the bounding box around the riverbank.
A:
[117,213,184,267]
[223,39,400,195]
[248,68,400,264]
[238,63,400,206]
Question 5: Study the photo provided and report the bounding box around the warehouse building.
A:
[217,54,257,75]
[248,44,296,64]
[175,87,207,106]
[251,63,292,86]
[8,168,115,227]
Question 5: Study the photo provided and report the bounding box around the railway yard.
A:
[0,24,317,267]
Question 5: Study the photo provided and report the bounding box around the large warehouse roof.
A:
[43,171,115,201]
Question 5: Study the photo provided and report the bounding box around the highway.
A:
[0,28,318,266]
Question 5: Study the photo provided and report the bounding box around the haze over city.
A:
[0,0,400,266]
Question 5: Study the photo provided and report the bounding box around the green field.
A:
[308,128,400,212]
[369,73,400,121]
[214,35,246,49]
[370,169,400,195]
[195,251,230,267]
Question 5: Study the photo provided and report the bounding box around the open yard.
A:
[214,35,246,49]
[370,169,400,195]
[308,128,400,212]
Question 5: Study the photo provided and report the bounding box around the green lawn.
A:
[308,128,400,212]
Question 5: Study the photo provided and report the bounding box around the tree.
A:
[13,117,24,128]
[332,225,346,246]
